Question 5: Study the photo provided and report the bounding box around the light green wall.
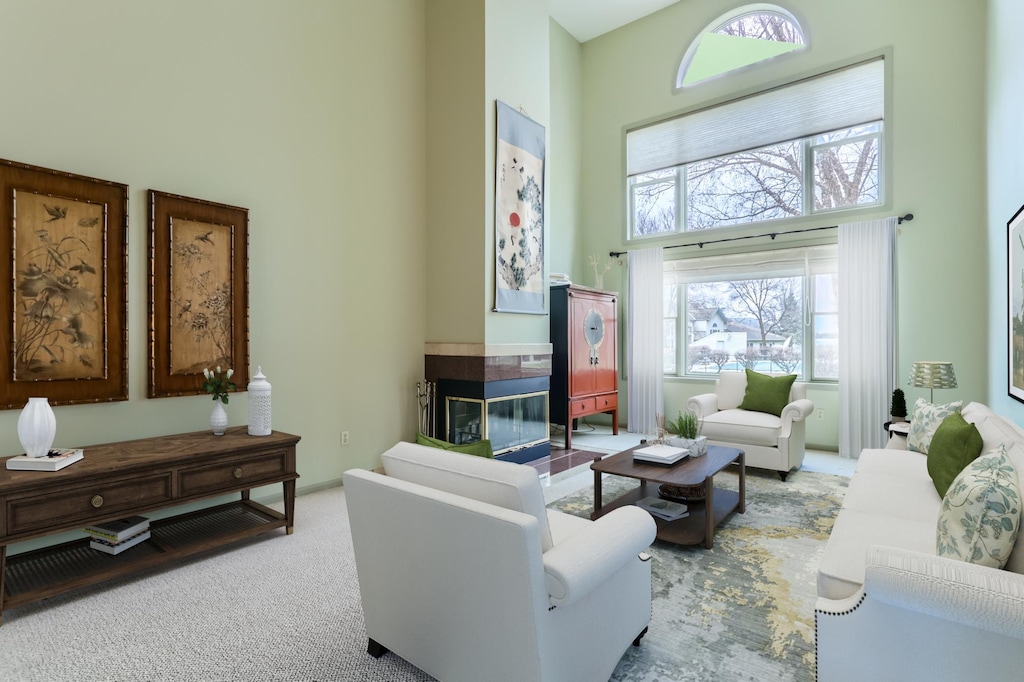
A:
[573,0,987,449]
[548,19,584,280]
[987,0,1024,422]
[0,1,427,491]
[425,0,486,344]
[424,0,550,345]
[484,0,551,344]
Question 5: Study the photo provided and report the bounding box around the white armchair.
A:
[686,371,813,480]
[342,442,657,682]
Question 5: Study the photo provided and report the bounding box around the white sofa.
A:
[686,371,813,480]
[342,442,657,682]
[815,402,1024,681]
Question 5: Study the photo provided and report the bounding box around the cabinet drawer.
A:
[570,398,595,417]
[7,473,173,536]
[596,393,617,410]
[178,450,289,498]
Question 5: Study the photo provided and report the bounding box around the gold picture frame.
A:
[148,190,249,398]
[0,159,128,409]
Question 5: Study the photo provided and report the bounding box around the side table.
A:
[884,421,911,439]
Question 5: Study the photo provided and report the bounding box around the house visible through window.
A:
[663,245,838,382]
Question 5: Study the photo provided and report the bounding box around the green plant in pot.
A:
[666,409,707,457]
[890,388,908,423]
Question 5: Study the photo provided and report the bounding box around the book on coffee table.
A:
[636,496,689,521]
[633,444,687,465]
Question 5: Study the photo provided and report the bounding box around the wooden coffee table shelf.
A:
[0,427,300,623]
[591,444,744,549]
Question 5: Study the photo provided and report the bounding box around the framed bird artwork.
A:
[148,190,249,398]
[0,158,129,409]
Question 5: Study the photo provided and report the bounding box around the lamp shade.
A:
[908,361,958,389]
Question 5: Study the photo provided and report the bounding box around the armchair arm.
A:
[780,398,813,424]
[686,393,719,419]
[860,545,1024,639]
[543,506,656,608]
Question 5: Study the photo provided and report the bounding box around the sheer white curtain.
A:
[627,248,664,436]
[838,217,897,458]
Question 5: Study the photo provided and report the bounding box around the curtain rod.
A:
[608,213,914,258]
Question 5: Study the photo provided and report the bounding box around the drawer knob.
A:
[232,467,243,479]
[91,495,104,508]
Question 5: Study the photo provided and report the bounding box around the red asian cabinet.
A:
[549,284,618,450]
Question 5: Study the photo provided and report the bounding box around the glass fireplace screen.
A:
[446,390,549,456]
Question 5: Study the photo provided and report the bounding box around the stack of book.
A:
[84,516,151,555]
[633,443,688,465]
[636,496,689,521]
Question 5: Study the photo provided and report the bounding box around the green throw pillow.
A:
[737,369,797,417]
[415,432,494,458]
[926,412,983,497]
[936,444,1021,569]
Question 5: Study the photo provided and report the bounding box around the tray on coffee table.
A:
[590,444,745,549]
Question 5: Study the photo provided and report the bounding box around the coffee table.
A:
[591,444,745,549]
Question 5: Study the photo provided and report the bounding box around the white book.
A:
[90,529,152,555]
[636,496,689,521]
[84,515,150,543]
[633,444,688,465]
[6,448,84,471]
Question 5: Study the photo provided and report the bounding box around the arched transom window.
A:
[677,4,806,89]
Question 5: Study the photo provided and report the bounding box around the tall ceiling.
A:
[549,0,681,43]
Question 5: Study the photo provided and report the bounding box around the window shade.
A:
[628,58,884,177]
[663,244,837,285]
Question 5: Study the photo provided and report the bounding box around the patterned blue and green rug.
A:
[549,467,848,682]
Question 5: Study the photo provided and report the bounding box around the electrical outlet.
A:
[341,430,350,446]
[815,409,824,421]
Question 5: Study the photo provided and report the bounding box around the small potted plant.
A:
[890,388,908,423]
[666,409,707,457]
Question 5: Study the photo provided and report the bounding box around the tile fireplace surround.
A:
[424,343,552,464]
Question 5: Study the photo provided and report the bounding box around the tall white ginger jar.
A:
[247,366,272,436]
[18,397,57,458]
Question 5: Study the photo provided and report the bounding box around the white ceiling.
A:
[549,0,680,43]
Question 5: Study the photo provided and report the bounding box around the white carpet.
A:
[0,488,433,682]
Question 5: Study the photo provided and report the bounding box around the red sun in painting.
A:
[508,212,521,228]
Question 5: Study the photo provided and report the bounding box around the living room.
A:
[1,0,1022,679]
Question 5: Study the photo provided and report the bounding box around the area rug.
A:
[549,467,848,682]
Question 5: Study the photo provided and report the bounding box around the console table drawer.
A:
[178,450,288,497]
[6,473,174,536]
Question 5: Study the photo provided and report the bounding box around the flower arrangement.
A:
[202,366,235,404]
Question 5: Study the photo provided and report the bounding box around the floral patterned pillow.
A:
[936,445,1021,568]
[907,398,963,454]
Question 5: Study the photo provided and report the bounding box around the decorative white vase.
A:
[210,401,228,436]
[247,366,272,436]
[18,397,57,458]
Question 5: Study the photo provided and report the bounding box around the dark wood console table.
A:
[0,427,300,623]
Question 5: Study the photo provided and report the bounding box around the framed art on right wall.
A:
[1009,201,1024,403]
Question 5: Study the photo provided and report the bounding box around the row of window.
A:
[630,123,881,238]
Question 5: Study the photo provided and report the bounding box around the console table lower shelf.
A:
[0,427,300,624]
[4,499,285,612]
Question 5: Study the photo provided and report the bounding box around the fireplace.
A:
[425,346,551,464]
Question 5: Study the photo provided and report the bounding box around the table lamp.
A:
[908,361,957,403]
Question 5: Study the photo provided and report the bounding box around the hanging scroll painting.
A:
[494,100,545,314]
